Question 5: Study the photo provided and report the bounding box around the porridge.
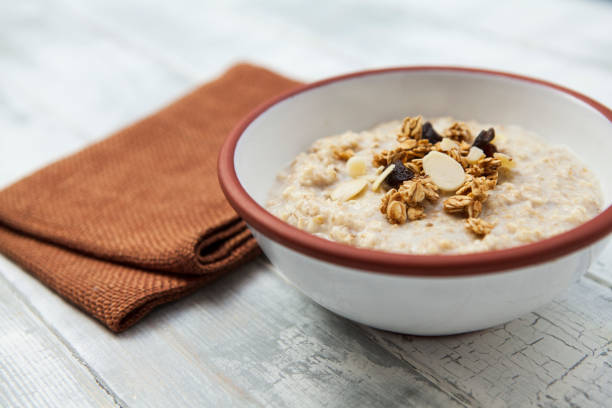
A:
[265,116,603,254]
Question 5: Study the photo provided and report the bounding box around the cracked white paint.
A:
[364,279,612,407]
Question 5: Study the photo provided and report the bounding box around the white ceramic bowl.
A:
[219,67,612,335]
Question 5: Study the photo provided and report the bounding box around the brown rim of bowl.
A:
[218,66,612,277]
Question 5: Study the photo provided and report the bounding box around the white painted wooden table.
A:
[1,0,612,406]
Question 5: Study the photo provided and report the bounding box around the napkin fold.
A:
[0,64,301,332]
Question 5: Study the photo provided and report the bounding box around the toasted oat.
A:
[467,199,483,218]
[380,189,407,224]
[380,188,402,214]
[456,176,489,200]
[407,205,426,221]
[465,217,494,236]
[406,140,433,160]
[459,141,472,155]
[467,157,501,177]
[397,116,423,142]
[387,200,407,224]
[399,177,439,205]
[333,147,355,161]
[443,195,483,218]
[455,175,474,195]
[372,140,432,168]
[373,147,402,167]
[446,148,469,169]
[373,149,394,167]
[485,172,498,189]
[469,177,489,201]
[398,139,418,150]
[406,159,424,175]
[399,179,425,205]
[444,122,472,143]
[443,195,472,213]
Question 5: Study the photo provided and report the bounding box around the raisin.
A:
[482,143,497,157]
[385,160,414,188]
[473,128,497,157]
[473,128,495,149]
[422,122,443,144]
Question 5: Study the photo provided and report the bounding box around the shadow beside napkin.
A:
[0,64,301,332]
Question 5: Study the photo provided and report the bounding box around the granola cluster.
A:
[444,122,472,143]
[375,116,512,236]
[380,176,440,223]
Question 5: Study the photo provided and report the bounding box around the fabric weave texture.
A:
[0,64,300,332]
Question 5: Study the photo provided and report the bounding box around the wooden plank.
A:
[2,250,612,407]
[362,277,612,407]
[0,256,465,407]
[56,0,612,107]
[0,85,90,189]
[56,0,361,80]
[0,274,117,408]
[0,0,195,140]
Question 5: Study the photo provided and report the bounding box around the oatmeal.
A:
[265,116,603,254]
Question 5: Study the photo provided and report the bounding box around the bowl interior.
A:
[235,69,612,211]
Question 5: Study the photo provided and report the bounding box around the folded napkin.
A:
[0,64,301,332]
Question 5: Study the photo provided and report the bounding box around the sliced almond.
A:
[371,164,395,191]
[346,156,366,177]
[422,151,466,191]
[494,152,515,169]
[331,178,368,201]
[466,146,484,164]
[439,137,458,152]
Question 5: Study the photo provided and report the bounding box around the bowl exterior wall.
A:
[253,228,608,335]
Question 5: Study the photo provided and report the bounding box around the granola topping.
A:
[444,122,472,143]
[372,115,515,236]
[384,160,415,189]
[267,115,603,254]
[399,177,439,204]
[422,121,443,144]
[386,200,407,224]
[397,115,423,142]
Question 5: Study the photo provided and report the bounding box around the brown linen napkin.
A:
[0,64,301,332]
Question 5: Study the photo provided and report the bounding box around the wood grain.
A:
[0,275,117,408]
[58,0,612,104]
[0,257,465,408]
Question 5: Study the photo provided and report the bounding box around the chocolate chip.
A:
[473,128,495,149]
[385,160,414,188]
[422,122,443,144]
